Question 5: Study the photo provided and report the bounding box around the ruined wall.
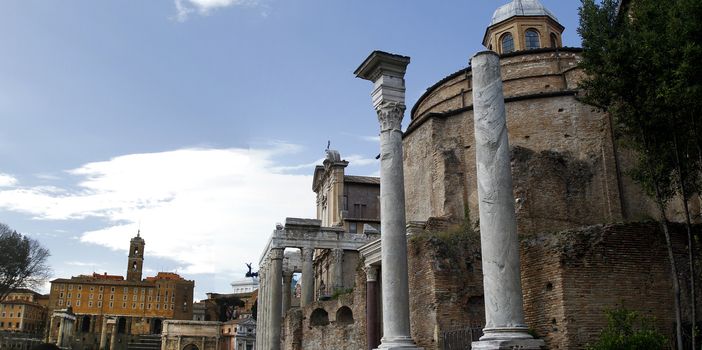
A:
[521,222,702,349]
[403,221,700,350]
[406,220,484,350]
[284,264,367,350]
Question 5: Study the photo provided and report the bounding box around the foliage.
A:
[586,308,668,350]
[213,295,245,322]
[0,223,51,302]
[578,0,702,348]
[331,287,353,300]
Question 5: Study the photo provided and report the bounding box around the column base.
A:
[471,339,545,350]
[374,336,424,350]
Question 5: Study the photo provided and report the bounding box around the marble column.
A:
[355,51,422,350]
[57,318,66,347]
[257,265,267,350]
[365,265,380,350]
[470,51,544,350]
[109,319,118,350]
[282,271,294,315]
[332,248,344,291]
[268,249,284,350]
[47,316,55,343]
[99,317,109,350]
[300,247,314,307]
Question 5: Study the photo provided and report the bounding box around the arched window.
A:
[310,308,329,326]
[501,33,514,54]
[336,306,354,325]
[550,33,558,48]
[525,29,541,50]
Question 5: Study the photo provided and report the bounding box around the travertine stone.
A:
[470,51,544,349]
[355,50,422,350]
[99,317,109,350]
[282,271,294,314]
[300,247,315,307]
[332,248,344,290]
[268,248,284,350]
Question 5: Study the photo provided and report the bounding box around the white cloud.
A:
[0,173,18,187]
[174,0,264,22]
[0,145,316,275]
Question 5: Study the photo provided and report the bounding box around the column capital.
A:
[282,270,294,279]
[269,248,284,261]
[376,102,406,133]
[364,265,379,283]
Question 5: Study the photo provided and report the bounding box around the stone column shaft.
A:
[282,272,293,315]
[470,51,544,350]
[355,50,421,350]
[99,317,109,350]
[57,318,66,346]
[365,265,380,350]
[109,321,118,350]
[332,248,344,291]
[300,247,314,306]
[268,249,284,350]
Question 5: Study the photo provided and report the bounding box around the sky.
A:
[0,0,583,300]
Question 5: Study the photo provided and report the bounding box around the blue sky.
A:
[0,0,583,300]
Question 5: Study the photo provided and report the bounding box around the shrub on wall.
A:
[586,308,667,350]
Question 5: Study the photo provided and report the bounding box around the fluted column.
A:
[365,265,380,350]
[268,249,284,350]
[332,248,344,291]
[282,271,294,315]
[470,51,544,350]
[300,247,314,307]
[355,51,422,350]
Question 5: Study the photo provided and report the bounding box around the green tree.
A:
[0,223,51,302]
[578,0,702,348]
[587,308,667,350]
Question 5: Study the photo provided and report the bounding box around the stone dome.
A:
[490,0,559,25]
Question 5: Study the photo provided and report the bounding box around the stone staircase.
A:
[127,334,162,350]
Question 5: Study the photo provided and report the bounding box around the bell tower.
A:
[126,231,145,282]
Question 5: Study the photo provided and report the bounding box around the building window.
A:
[147,304,152,310]
[90,286,94,291]
[67,293,71,298]
[525,29,540,50]
[88,301,93,307]
[349,222,357,233]
[98,294,103,300]
[59,292,64,298]
[132,303,136,309]
[77,293,81,299]
[122,302,127,308]
[89,294,93,299]
[77,285,82,291]
[140,303,144,309]
[156,304,160,310]
[109,302,113,308]
[76,300,80,306]
[99,286,104,292]
[98,301,102,307]
[66,301,71,307]
[110,295,114,301]
[171,304,174,310]
[110,287,115,293]
[501,33,514,54]
[68,285,73,290]
[123,295,127,301]
[123,287,128,294]
[550,33,558,48]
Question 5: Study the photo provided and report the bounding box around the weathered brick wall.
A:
[285,264,367,350]
[403,48,640,235]
[407,223,485,350]
[521,222,702,349]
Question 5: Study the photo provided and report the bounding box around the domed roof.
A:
[490,0,559,26]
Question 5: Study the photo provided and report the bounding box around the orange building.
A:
[46,232,194,350]
[0,289,48,335]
